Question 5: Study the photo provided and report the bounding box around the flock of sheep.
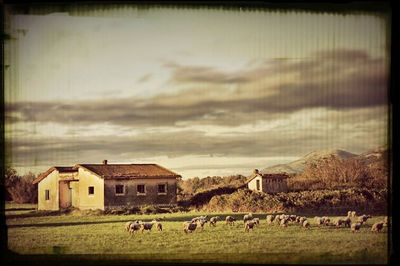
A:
[124,211,389,235]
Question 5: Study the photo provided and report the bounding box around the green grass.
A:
[5,207,389,264]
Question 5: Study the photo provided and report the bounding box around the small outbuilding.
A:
[246,169,289,193]
[32,160,181,211]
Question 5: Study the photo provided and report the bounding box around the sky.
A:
[4,6,390,179]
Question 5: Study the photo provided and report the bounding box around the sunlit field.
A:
[4,204,389,265]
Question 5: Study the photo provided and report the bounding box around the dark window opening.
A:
[158,184,167,194]
[137,184,145,194]
[45,190,50,200]
[88,186,94,195]
[115,185,124,194]
[256,180,260,191]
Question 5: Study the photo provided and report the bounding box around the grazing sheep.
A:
[225,216,236,226]
[289,215,297,222]
[183,221,198,234]
[152,219,163,231]
[323,217,331,226]
[245,220,256,232]
[209,216,220,227]
[266,215,275,225]
[314,217,323,226]
[129,222,142,234]
[343,217,352,228]
[299,217,307,224]
[125,221,134,231]
[335,218,344,227]
[140,222,154,233]
[383,216,388,227]
[253,218,260,226]
[274,216,282,225]
[197,218,208,230]
[351,222,362,233]
[358,214,371,224]
[243,213,253,224]
[302,220,310,229]
[191,215,208,223]
[371,222,384,233]
[296,216,302,223]
[280,218,289,227]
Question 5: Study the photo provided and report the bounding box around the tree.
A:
[5,167,38,203]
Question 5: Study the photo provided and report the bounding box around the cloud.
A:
[5,49,388,128]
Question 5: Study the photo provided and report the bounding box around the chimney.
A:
[103,160,108,165]
[254,169,259,174]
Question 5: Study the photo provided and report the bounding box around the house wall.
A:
[264,178,288,193]
[77,167,104,210]
[104,178,177,207]
[38,170,59,211]
[248,175,263,192]
[248,175,288,193]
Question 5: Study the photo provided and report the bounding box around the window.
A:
[256,180,260,191]
[158,184,167,194]
[137,184,146,195]
[115,185,124,195]
[88,186,94,195]
[45,189,50,200]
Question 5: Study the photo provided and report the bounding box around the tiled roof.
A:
[77,164,181,179]
[245,173,289,184]
[32,163,180,184]
[32,166,78,184]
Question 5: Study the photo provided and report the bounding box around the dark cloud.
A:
[165,62,250,84]
[7,129,325,168]
[5,49,388,127]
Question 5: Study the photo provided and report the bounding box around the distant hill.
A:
[262,149,360,174]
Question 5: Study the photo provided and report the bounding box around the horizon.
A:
[11,146,384,179]
[5,6,389,179]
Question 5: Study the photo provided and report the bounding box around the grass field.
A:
[5,205,389,264]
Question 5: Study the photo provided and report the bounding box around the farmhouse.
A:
[32,160,181,211]
[246,169,289,193]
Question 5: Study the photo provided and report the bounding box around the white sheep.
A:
[323,217,331,226]
[314,217,323,226]
[209,216,220,227]
[347,211,356,218]
[225,216,236,226]
[191,215,208,223]
[280,218,289,227]
[383,216,388,227]
[266,215,275,225]
[357,214,371,223]
[252,218,260,226]
[351,222,362,233]
[197,218,208,230]
[299,217,307,224]
[335,218,345,227]
[245,220,256,232]
[152,219,163,231]
[140,222,154,233]
[275,216,282,225]
[125,221,134,231]
[243,213,253,224]
[183,221,197,234]
[302,220,310,229]
[289,215,297,222]
[371,222,384,233]
[129,222,142,234]
[343,217,352,228]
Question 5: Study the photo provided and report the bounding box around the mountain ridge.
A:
[261,147,386,174]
